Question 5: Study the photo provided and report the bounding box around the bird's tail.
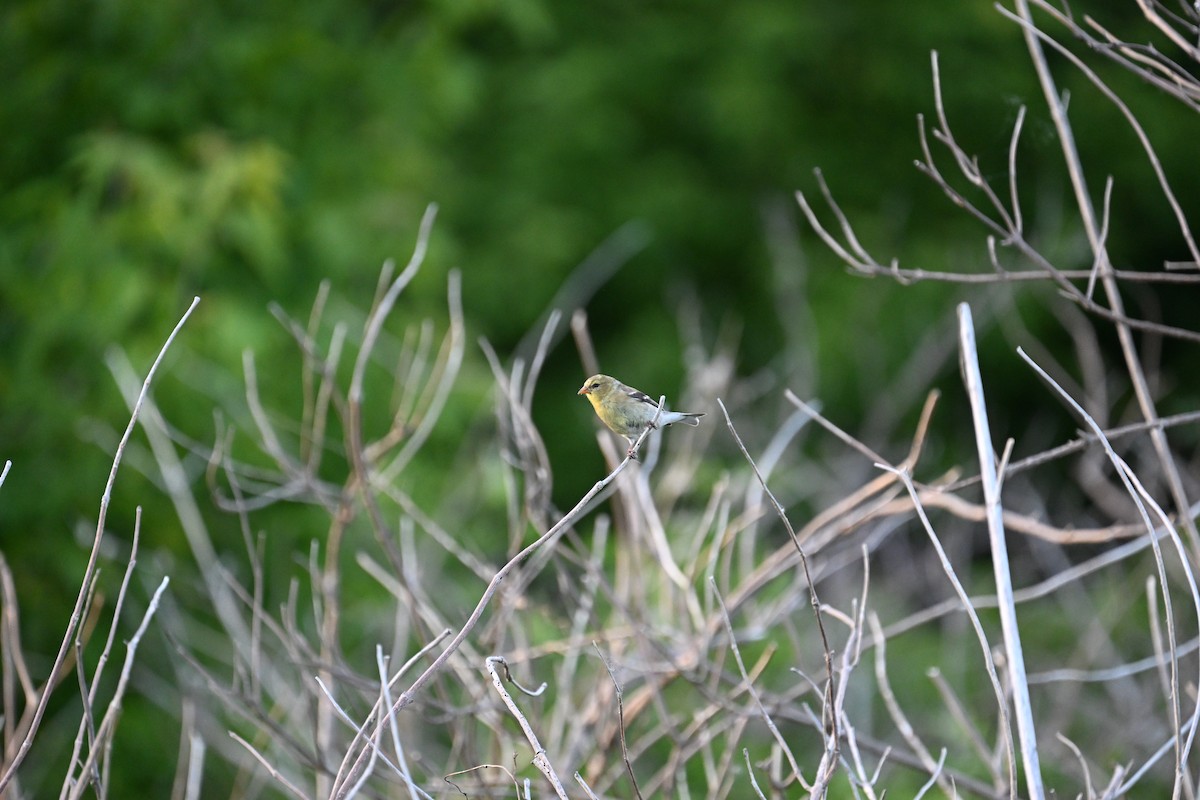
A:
[664,412,704,427]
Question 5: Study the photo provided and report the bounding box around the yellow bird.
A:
[577,374,704,458]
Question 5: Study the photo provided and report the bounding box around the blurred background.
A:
[2,0,1198,795]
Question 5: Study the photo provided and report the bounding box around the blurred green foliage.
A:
[2,0,1198,794]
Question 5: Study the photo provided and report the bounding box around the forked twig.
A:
[484,657,566,798]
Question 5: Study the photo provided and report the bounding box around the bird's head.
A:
[578,374,615,400]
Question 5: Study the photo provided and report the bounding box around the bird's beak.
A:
[577,385,589,395]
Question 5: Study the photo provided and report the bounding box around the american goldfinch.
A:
[577,373,704,458]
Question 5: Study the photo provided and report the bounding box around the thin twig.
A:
[61,508,146,799]
[710,579,810,791]
[229,732,310,800]
[0,297,198,794]
[718,398,839,792]
[877,462,1017,798]
[593,645,646,800]
[868,613,956,797]
[66,577,171,800]
[1019,345,1200,797]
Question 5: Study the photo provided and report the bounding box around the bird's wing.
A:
[624,386,661,409]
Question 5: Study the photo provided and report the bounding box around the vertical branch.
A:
[957,303,1043,799]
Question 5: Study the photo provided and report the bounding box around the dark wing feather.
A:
[624,386,661,409]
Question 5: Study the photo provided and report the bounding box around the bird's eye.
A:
[591,382,600,389]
